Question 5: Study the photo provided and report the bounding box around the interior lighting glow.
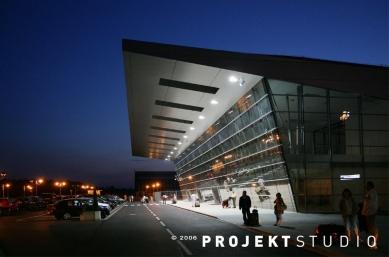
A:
[183,135,188,138]
[190,127,194,130]
[178,142,182,145]
[170,152,173,154]
[199,116,204,119]
[246,94,252,98]
[229,76,238,82]
[174,147,177,149]
[211,100,218,104]
[167,155,170,157]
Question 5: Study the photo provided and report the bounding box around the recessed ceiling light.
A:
[190,127,194,130]
[167,155,170,157]
[183,135,188,138]
[178,142,182,145]
[211,100,218,104]
[229,76,238,82]
[174,147,177,149]
[199,116,204,119]
[170,152,173,154]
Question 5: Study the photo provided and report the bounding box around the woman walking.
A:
[339,188,362,242]
[273,193,285,226]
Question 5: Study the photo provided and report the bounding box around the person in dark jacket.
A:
[239,190,251,225]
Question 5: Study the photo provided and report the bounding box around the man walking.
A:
[362,181,378,249]
[191,193,197,207]
[162,193,167,205]
[231,191,237,208]
[239,190,251,225]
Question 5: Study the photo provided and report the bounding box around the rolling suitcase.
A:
[247,207,261,226]
[314,223,345,244]
[195,200,200,207]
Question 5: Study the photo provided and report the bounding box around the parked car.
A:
[40,193,57,204]
[14,197,37,210]
[52,198,108,220]
[31,196,46,208]
[0,198,19,213]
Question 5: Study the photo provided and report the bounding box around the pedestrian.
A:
[239,190,251,225]
[338,188,361,242]
[162,193,167,205]
[124,194,127,201]
[173,193,177,204]
[130,195,134,202]
[191,193,197,207]
[231,191,237,208]
[150,195,153,203]
[362,181,378,250]
[273,192,285,226]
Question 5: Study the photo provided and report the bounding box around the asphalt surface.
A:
[0,202,324,257]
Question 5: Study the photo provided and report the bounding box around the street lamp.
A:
[55,182,66,197]
[27,185,33,196]
[81,185,89,195]
[1,173,6,198]
[30,179,43,196]
[5,184,10,198]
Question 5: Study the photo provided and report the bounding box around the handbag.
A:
[277,203,287,211]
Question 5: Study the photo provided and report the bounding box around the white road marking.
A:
[16,214,47,221]
[160,221,165,226]
[156,217,160,220]
[166,229,192,255]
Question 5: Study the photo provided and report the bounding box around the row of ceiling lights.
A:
[163,76,245,161]
[163,99,217,160]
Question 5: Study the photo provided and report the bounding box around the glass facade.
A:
[174,77,389,213]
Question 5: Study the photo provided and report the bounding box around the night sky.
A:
[1,1,387,189]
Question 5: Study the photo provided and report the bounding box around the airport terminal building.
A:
[123,39,388,213]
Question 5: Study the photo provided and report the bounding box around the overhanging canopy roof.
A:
[122,39,388,161]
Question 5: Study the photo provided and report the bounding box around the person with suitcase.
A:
[239,190,251,226]
[191,193,197,207]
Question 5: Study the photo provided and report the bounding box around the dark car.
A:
[14,197,37,210]
[40,193,57,204]
[0,198,19,213]
[31,196,46,208]
[53,198,107,220]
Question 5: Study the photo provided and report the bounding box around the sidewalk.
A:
[168,200,388,257]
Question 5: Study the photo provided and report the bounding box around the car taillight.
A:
[315,226,319,234]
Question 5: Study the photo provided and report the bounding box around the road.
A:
[0,203,323,256]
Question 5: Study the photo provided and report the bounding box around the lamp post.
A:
[30,179,43,196]
[5,184,10,198]
[55,182,66,197]
[72,185,79,196]
[1,172,6,198]
[27,185,33,196]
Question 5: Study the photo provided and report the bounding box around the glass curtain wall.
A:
[174,80,296,211]
[267,78,389,213]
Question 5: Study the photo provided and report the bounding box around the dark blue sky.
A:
[1,1,388,188]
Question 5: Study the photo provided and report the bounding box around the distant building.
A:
[123,39,388,213]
